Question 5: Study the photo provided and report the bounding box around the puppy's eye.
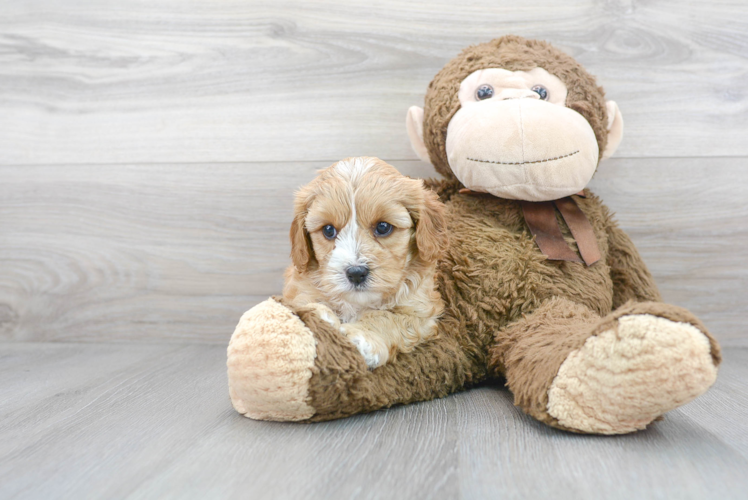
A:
[322,224,337,240]
[531,85,549,100]
[476,84,494,100]
[374,221,393,237]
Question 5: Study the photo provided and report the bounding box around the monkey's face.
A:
[406,37,624,202]
[444,68,601,201]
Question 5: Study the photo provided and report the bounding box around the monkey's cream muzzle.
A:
[446,98,599,202]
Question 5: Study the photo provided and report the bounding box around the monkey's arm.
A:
[227,297,478,423]
[605,220,662,308]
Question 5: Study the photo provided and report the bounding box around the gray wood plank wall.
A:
[1,0,746,346]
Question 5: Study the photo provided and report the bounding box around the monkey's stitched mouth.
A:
[467,150,580,166]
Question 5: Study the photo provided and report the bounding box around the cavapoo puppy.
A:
[283,157,447,369]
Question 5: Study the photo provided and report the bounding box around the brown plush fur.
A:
[304,307,476,422]
[238,36,721,432]
[297,188,720,426]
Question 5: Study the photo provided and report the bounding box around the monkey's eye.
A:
[322,225,337,240]
[475,84,494,100]
[532,85,549,100]
[374,221,393,237]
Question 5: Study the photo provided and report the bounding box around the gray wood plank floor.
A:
[1,343,746,500]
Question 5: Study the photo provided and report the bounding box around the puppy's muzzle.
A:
[345,265,369,286]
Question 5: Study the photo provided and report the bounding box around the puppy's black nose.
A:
[345,266,369,285]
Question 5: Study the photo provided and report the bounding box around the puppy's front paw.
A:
[306,303,341,329]
[349,336,386,369]
[341,326,388,369]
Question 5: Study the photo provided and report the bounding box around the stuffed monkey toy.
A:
[227,35,720,434]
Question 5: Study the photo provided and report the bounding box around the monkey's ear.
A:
[406,106,432,164]
[601,101,624,161]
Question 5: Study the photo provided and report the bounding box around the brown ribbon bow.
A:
[459,189,601,266]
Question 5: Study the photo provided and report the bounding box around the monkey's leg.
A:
[227,297,480,422]
[489,297,721,434]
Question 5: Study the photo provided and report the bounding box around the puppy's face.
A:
[290,157,446,306]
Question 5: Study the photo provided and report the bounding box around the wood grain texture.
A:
[0,0,747,165]
[0,343,746,500]
[1,3,744,496]
[1,157,746,345]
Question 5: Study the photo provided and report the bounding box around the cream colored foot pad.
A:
[227,299,317,421]
[547,314,717,434]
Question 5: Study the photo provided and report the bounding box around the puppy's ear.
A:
[290,189,316,271]
[413,185,447,262]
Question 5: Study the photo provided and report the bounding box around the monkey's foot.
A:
[227,298,318,421]
[547,306,720,434]
[227,298,370,422]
